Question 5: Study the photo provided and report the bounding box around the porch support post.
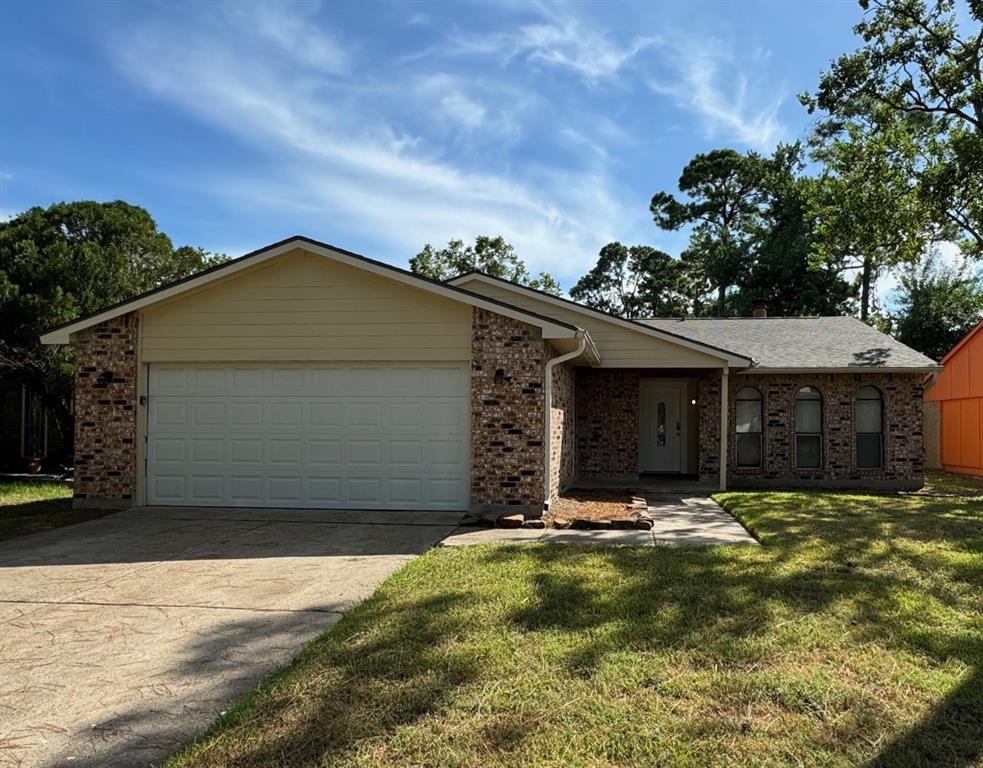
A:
[719,366,729,491]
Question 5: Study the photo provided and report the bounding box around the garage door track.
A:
[0,506,459,768]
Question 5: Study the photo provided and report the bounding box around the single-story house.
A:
[41,236,939,514]
[923,319,983,476]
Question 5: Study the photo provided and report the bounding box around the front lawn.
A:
[0,480,114,541]
[167,474,983,768]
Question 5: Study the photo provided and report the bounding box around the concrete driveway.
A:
[0,506,459,768]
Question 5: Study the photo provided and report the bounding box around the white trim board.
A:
[41,237,584,345]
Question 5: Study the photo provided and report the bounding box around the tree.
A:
[651,149,771,316]
[807,117,938,320]
[734,149,853,317]
[889,249,983,360]
[803,0,983,256]
[409,236,560,294]
[0,201,226,457]
[569,242,687,318]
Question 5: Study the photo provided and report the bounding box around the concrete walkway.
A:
[0,506,459,768]
[441,494,757,547]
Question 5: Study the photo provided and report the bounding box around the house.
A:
[40,236,938,513]
[923,320,983,477]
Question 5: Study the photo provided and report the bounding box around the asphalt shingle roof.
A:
[639,316,938,370]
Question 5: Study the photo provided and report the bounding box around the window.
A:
[855,386,883,468]
[735,387,762,467]
[794,387,822,469]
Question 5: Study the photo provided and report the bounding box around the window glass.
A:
[794,387,822,469]
[737,434,762,467]
[734,387,762,467]
[735,388,762,434]
[657,401,666,446]
[855,386,883,468]
[857,434,882,468]
[794,400,822,434]
[796,435,822,468]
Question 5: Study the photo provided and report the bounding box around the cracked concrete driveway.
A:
[0,506,459,768]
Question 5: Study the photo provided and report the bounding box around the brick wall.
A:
[469,308,546,514]
[698,373,722,483]
[548,351,575,499]
[923,400,941,470]
[699,371,924,489]
[575,368,639,479]
[73,314,138,507]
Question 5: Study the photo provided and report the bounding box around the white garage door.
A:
[147,365,469,510]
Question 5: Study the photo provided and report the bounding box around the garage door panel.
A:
[148,364,469,510]
[309,440,342,464]
[229,475,263,501]
[192,439,224,463]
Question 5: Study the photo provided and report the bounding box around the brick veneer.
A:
[73,314,138,507]
[575,368,640,479]
[699,371,924,489]
[469,308,546,514]
[548,351,575,499]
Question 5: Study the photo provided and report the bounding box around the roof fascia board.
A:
[737,366,941,375]
[41,237,579,344]
[449,272,753,366]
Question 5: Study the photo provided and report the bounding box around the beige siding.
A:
[140,249,472,362]
[459,281,722,368]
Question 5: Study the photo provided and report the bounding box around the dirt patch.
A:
[547,489,645,525]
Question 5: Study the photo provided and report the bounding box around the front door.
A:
[639,381,683,473]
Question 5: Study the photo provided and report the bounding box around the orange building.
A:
[924,320,983,476]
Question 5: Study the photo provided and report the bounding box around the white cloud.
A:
[223,2,348,74]
[449,4,784,149]
[415,74,487,130]
[107,5,639,280]
[451,6,656,83]
[648,39,785,149]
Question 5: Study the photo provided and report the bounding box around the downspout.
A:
[543,330,587,511]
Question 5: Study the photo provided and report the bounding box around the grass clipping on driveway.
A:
[167,481,983,768]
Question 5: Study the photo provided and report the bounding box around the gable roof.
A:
[40,236,584,345]
[448,271,754,367]
[936,318,983,366]
[640,316,939,372]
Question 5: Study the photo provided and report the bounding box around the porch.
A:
[552,365,927,498]
[564,367,729,492]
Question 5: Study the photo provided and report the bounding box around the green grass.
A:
[923,469,983,496]
[165,474,983,768]
[0,480,114,540]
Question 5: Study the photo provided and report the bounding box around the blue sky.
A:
[1,0,865,288]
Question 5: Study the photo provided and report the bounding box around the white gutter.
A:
[543,331,588,510]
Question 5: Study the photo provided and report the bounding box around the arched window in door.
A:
[735,387,762,467]
[855,386,883,468]
[794,387,822,469]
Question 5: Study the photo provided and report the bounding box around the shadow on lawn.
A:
[170,591,475,768]
[0,496,116,541]
[489,490,983,768]
[38,591,475,768]
[78,489,977,768]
